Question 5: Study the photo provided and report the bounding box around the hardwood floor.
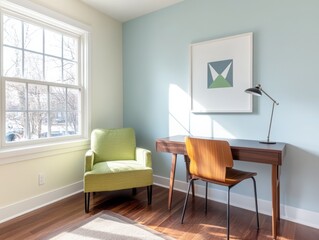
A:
[0,185,318,239]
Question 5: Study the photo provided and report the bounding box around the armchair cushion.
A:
[84,160,153,192]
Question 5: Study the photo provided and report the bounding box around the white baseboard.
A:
[153,175,319,229]
[0,181,83,224]
[1,176,318,230]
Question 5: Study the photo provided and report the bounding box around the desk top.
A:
[156,135,286,165]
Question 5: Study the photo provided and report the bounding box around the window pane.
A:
[63,35,78,60]
[6,81,26,110]
[45,29,62,57]
[24,22,43,53]
[50,87,66,111]
[6,112,26,142]
[3,15,22,48]
[50,112,66,137]
[24,51,43,80]
[67,89,80,112]
[45,56,62,82]
[63,60,77,85]
[29,112,48,139]
[67,89,80,135]
[67,111,79,135]
[28,84,48,110]
[3,47,22,77]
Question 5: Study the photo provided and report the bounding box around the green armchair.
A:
[84,128,153,212]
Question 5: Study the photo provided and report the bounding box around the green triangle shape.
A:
[209,75,231,88]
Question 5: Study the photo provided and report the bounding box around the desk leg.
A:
[277,166,281,221]
[271,165,280,239]
[168,153,177,210]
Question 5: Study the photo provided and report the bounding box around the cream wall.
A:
[0,0,123,221]
[28,0,123,128]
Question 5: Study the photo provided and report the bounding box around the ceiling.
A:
[81,0,184,22]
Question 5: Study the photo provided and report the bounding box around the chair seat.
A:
[84,160,153,192]
[193,168,257,187]
[225,168,257,186]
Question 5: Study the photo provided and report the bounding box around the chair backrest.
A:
[91,128,136,163]
[185,137,234,182]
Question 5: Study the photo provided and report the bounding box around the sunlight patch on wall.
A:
[189,117,235,139]
[189,114,212,137]
[168,84,190,136]
[169,84,235,139]
[212,120,235,139]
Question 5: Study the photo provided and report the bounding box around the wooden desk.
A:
[156,135,286,239]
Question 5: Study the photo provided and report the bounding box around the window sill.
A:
[0,138,90,165]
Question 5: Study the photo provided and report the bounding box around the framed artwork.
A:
[190,32,253,113]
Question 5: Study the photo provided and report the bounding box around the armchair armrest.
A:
[85,149,94,172]
[136,147,152,168]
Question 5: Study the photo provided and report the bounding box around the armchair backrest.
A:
[91,128,136,163]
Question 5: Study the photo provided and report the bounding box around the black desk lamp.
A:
[245,84,279,144]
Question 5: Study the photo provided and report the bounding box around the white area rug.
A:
[49,211,174,240]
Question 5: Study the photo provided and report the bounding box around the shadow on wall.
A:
[281,144,319,212]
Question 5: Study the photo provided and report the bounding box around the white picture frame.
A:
[190,32,253,113]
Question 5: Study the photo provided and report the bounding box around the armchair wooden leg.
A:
[147,185,152,205]
[85,192,90,213]
[132,188,137,195]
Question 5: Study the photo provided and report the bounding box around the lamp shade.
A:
[245,85,262,96]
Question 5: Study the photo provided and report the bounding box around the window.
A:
[1,2,90,150]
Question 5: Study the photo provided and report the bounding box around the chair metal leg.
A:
[181,178,195,224]
[147,185,152,205]
[227,187,231,240]
[184,155,195,198]
[191,180,195,198]
[85,192,90,213]
[205,182,208,214]
[252,177,260,229]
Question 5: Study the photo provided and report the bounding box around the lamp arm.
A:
[260,89,279,105]
[267,101,276,143]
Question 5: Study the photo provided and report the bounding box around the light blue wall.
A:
[123,0,319,213]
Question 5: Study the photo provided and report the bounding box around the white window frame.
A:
[0,0,91,164]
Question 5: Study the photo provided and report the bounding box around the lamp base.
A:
[259,140,276,144]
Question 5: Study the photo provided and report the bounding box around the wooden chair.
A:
[181,137,259,240]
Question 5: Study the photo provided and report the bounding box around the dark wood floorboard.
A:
[0,185,318,239]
